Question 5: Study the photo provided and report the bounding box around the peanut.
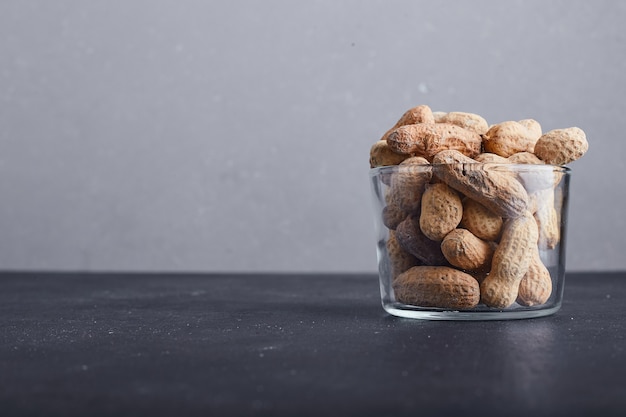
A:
[388,157,431,214]
[517,246,552,306]
[534,127,588,165]
[370,140,409,168]
[379,105,435,142]
[393,266,480,309]
[436,111,489,135]
[387,231,421,280]
[432,111,448,123]
[508,151,544,165]
[483,120,540,157]
[517,119,542,140]
[460,198,503,241]
[395,214,448,266]
[441,228,494,271]
[480,211,539,308]
[386,123,482,159]
[433,150,529,218]
[419,183,463,241]
[532,188,560,249]
[381,201,406,230]
[393,104,436,127]
[475,153,510,164]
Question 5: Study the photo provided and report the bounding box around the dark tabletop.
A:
[0,271,624,416]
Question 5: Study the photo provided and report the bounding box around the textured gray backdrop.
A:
[0,0,624,273]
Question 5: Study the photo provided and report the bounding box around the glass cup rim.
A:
[370,162,571,176]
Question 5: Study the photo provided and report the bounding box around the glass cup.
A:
[369,161,570,320]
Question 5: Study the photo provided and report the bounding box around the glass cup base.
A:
[383,302,562,321]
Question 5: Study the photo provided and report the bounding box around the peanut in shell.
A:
[388,157,431,214]
[433,150,530,219]
[460,198,503,242]
[482,120,539,157]
[370,140,408,168]
[393,266,480,309]
[393,104,435,127]
[532,188,560,249]
[534,127,588,165]
[517,246,552,306]
[436,111,489,135]
[480,211,539,308]
[440,228,494,271]
[475,153,510,164]
[395,214,448,266]
[507,151,544,165]
[419,183,463,241]
[381,201,406,230]
[517,119,542,140]
[386,123,482,160]
[379,105,435,142]
[387,231,421,281]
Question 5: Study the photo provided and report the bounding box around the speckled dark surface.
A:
[0,272,624,416]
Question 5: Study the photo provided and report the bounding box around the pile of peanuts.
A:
[370,105,588,310]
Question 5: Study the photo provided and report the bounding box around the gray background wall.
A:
[0,0,624,273]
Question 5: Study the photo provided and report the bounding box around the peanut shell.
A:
[441,228,494,271]
[475,153,510,164]
[437,111,489,135]
[387,231,421,280]
[433,150,529,219]
[532,188,560,249]
[419,183,463,241]
[388,157,431,214]
[386,123,482,160]
[395,214,448,266]
[379,105,435,142]
[483,121,539,157]
[432,111,448,123]
[393,104,435,127]
[507,151,544,165]
[517,119,542,140]
[460,198,503,242]
[393,266,480,309]
[382,202,406,230]
[370,140,408,168]
[480,211,539,308]
[534,127,588,165]
[517,246,552,306]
